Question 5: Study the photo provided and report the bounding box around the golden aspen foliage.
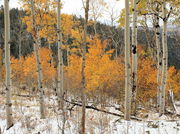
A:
[65,37,124,98]
[137,57,157,101]
[11,48,56,87]
[85,37,122,92]
[21,0,75,43]
[167,67,180,98]
[11,57,25,84]
[64,54,82,92]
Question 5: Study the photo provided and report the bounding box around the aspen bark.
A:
[30,0,45,119]
[131,0,138,115]
[4,0,13,129]
[155,13,162,110]
[57,1,65,133]
[57,0,64,110]
[124,0,131,120]
[0,49,3,83]
[160,1,168,115]
[81,0,89,133]
[35,34,45,119]
[93,21,97,35]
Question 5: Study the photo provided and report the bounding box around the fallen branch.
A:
[64,99,142,121]
[165,109,180,117]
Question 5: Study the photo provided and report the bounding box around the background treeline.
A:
[0,7,179,69]
[0,6,179,103]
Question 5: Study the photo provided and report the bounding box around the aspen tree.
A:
[106,1,120,58]
[124,0,131,120]
[30,0,45,119]
[131,0,139,115]
[147,0,162,110]
[4,0,13,129]
[81,0,89,133]
[160,1,168,114]
[154,3,162,110]
[0,48,3,83]
[89,0,106,35]
[57,0,65,133]
[57,0,64,110]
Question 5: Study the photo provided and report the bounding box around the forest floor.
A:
[0,89,180,134]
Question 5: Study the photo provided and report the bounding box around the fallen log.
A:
[64,99,142,121]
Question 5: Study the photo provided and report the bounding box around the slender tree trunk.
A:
[160,1,168,115]
[93,21,97,35]
[35,34,45,119]
[155,12,162,110]
[17,11,23,95]
[18,11,22,59]
[144,16,150,51]
[57,0,64,110]
[81,0,89,133]
[30,0,45,119]
[131,0,138,115]
[114,41,118,58]
[57,0,65,133]
[168,90,177,114]
[4,0,13,129]
[0,48,3,85]
[124,0,131,120]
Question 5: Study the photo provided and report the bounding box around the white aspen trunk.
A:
[131,0,138,115]
[124,0,131,120]
[30,0,45,119]
[155,13,162,110]
[57,1,65,133]
[81,0,89,133]
[0,49,3,84]
[93,21,97,35]
[4,0,13,129]
[35,34,45,119]
[168,90,177,114]
[160,1,168,115]
[57,0,64,110]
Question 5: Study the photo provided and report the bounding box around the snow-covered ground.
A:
[0,94,180,134]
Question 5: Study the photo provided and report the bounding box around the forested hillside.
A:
[0,7,180,68]
[0,0,180,134]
